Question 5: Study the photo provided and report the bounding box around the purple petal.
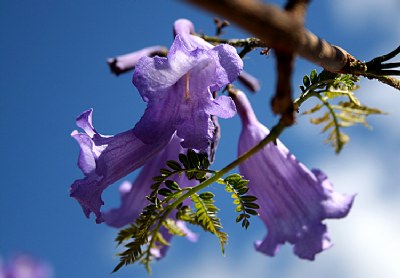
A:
[173,18,213,50]
[70,109,170,223]
[234,91,355,260]
[237,71,261,92]
[132,33,242,150]
[107,46,167,76]
[173,18,195,37]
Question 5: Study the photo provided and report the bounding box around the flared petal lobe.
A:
[234,91,355,260]
[132,27,242,150]
[70,109,170,223]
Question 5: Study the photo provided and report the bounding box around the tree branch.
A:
[185,0,349,72]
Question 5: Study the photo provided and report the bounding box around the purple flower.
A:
[132,19,242,150]
[0,254,53,278]
[234,90,355,260]
[107,46,168,76]
[70,109,171,223]
[71,18,242,223]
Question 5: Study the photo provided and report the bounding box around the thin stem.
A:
[199,34,265,48]
[294,90,319,110]
[366,45,400,65]
[379,62,400,69]
[315,94,342,153]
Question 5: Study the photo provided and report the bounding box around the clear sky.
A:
[1,0,400,277]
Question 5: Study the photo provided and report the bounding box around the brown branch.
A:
[271,0,311,125]
[284,0,311,22]
[185,0,349,73]
[273,50,295,125]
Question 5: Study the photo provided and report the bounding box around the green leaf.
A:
[224,174,242,184]
[188,149,200,168]
[166,160,182,171]
[243,202,260,209]
[236,214,245,223]
[158,188,173,196]
[233,179,249,190]
[165,180,180,191]
[244,208,259,216]
[310,112,330,124]
[242,219,250,229]
[241,195,258,202]
[190,193,227,253]
[199,192,215,200]
[178,153,190,168]
[303,75,311,87]
[195,171,207,180]
[152,176,164,182]
[237,187,249,195]
[159,168,171,175]
[310,69,318,84]
[162,219,187,237]
[301,103,323,115]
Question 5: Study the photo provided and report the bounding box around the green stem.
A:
[315,94,342,153]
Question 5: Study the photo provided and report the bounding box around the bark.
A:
[185,0,349,73]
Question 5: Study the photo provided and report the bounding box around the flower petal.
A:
[173,18,213,50]
[70,109,170,223]
[234,91,355,260]
[132,33,242,150]
[107,45,167,75]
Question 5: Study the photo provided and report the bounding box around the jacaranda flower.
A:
[70,109,170,223]
[70,18,243,223]
[0,254,53,278]
[132,19,242,150]
[233,90,355,260]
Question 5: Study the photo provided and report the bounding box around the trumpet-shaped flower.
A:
[234,91,355,260]
[71,18,242,223]
[70,109,170,223]
[132,19,242,150]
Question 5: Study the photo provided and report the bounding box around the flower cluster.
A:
[70,18,354,263]
[0,254,52,278]
[70,19,242,224]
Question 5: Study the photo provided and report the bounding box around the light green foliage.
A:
[298,70,385,153]
[190,192,228,253]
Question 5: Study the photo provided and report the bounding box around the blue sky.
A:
[1,0,399,277]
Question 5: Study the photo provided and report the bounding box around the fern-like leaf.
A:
[190,193,228,253]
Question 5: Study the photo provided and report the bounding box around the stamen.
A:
[185,73,190,99]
